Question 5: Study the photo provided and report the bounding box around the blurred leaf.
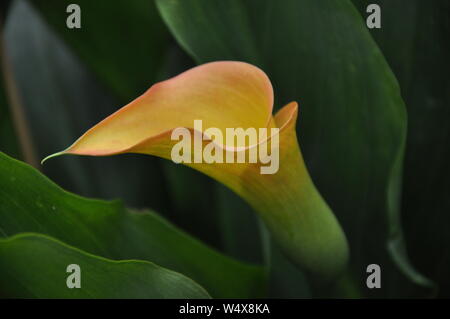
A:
[156,0,428,297]
[0,0,20,160]
[0,152,266,298]
[267,240,311,298]
[0,233,210,298]
[161,162,224,249]
[354,0,449,297]
[216,185,263,264]
[0,79,20,159]
[4,0,170,212]
[28,0,171,102]
[0,0,12,21]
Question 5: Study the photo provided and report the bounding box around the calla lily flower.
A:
[44,61,349,279]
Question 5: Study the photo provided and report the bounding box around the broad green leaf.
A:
[155,0,421,296]
[0,152,266,298]
[354,0,448,297]
[0,233,210,298]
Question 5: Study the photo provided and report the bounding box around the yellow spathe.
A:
[44,61,349,279]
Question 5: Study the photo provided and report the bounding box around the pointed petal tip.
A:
[41,151,67,165]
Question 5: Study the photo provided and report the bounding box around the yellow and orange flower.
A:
[44,61,349,279]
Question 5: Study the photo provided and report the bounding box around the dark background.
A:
[0,0,448,298]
